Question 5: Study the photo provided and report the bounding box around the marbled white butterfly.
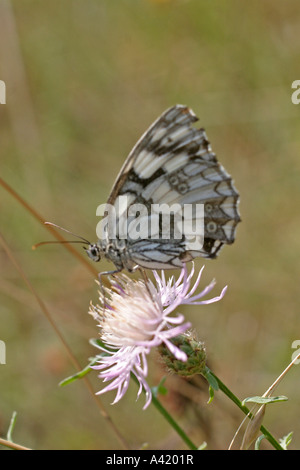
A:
[85,105,240,274]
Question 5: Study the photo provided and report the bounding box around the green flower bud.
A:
[158,332,206,376]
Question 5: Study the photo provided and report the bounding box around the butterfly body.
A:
[86,105,240,271]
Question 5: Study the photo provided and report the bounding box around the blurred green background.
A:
[1,0,300,450]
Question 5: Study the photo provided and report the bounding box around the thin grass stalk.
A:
[0,231,129,450]
[0,176,98,277]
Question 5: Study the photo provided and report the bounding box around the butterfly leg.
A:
[97,268,122,311]
[138,267,156,301]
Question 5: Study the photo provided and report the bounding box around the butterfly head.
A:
[85,243,101,262]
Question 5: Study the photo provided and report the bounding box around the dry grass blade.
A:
[240,405,266,450]
[0,176,98,277]
[0,437,31,451]
[231,352,300,450]
[0,230,129,450]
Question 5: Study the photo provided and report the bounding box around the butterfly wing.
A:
[105,105,240,270]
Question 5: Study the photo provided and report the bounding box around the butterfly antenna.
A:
[44,222,91,244]
[32,222,91,250]
[32,240,89,250]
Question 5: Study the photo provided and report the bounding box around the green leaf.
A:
[207,385,215,404]
[89,338,106,349]
[202,368,219,391]
[279,431,293,450]
[201,367,219,404]
[198,441,207,450]
[6,411,17,442]
[59,359,97,387]
[152,377,168,397]
[89,338,116,356]
[242,395,288,406]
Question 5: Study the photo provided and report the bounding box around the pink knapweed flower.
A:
[89,263,227,409]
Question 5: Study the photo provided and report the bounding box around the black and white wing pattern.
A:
[101,105,241,270]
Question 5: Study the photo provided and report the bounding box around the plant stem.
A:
[151,393,198,450]
[203,367,284,450]
[130,374,198,450]
[6,411,18,442]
